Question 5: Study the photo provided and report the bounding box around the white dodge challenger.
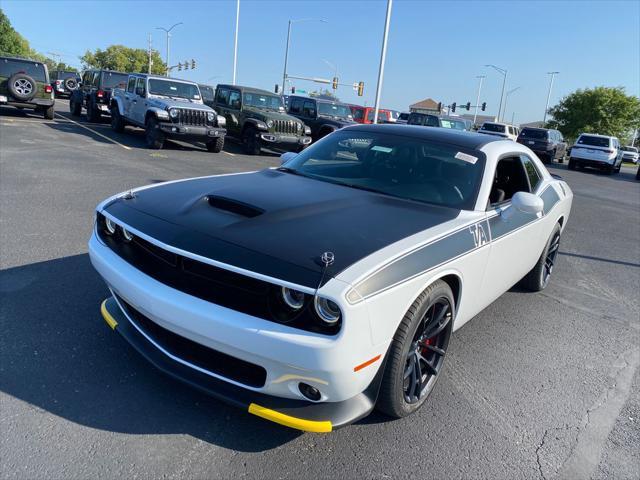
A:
[90,124,573,432]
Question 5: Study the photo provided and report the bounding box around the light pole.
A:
[503,86,520,124]
[543,71,559,124]
[485,64,507,121]
[232,0,240,84]
[373,0,393,124]
[282,18,327,93]
[473,75,486,125]
[156,22,183,77]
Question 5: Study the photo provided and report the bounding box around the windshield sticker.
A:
[455,152,478,164]
[371,146,393,153]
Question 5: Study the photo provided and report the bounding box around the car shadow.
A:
[0,254,301,451]
[0,105,46,120]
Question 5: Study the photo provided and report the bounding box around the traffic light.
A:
[177,62,182,71]
[451,102,456,112]
[481,102,486,111]
[437,102,442,111]
[357,81,364,96]
[191,59,196,69]
[332,77,338,90]
[291,86,295,94]
[274,84,279,94]
[184,60,189,69]
[465,102,471,111]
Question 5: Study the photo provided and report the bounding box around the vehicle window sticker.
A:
[455,152,478,164]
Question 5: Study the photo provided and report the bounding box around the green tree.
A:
[0,8,32,57]
[81,45,166,75]
[547,87,640,143]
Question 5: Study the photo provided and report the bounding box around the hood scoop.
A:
[206,195,264,218]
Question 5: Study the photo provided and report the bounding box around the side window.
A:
[135,77,146,97]
[290,98,303,114]
[489,156,532,206]
[353,109,363,121]
[83,72,93,86]
[520,155,541,192]
[228,90,241,109]
[92,71,100,87]
[302,100,316,117]
[127,77,136,93]
[216,88,229,106]
[426,115,439,127]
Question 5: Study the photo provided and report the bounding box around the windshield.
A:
[577,135,610,147]
[318,102,352,119]
[440,119,467,130]
[398,113,409,121]
[367,110,390,122]
[148,79,201,100]
[55,71,79,80]
[481,123,506,133]
[519,128,548,140]
[101,72,128,90]
[243,92,283,110]
[199,85,215,102]
[621,146,637,152]
[281,131,485,210]
[408,113,439,127]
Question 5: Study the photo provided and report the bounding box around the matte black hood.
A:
[104,170,460,288]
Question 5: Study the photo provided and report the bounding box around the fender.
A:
[110,96,125,116]
[244,118,269,131]
[146,107,170,123]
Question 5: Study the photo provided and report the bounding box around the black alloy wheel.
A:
[403,298,452,404]
[541,230,561,288]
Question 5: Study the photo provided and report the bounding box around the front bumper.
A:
[100,294,382,432]
[89,231,385,429]
[259,132,312,148]
[159,123,226,141]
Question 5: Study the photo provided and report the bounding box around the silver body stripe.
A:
[346,185,562,303]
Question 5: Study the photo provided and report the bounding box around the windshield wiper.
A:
[276,166,308,177]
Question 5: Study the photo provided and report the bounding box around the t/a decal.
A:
[469,223,488,248]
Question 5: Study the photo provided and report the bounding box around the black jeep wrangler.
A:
[50,70,80,98]
[287,95,356,141]
[69,69,128,122]
[198,83,216,109]
[0,56,55,119]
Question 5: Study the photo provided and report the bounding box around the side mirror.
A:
[280,151,298,165]
[511,191,543,215]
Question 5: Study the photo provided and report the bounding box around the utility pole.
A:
[503,86,520,123]
[543,71,559,124]
[232,0,240,84]
[156,23,183,77]
[282,18,327,93]
[485,64,507,121]
[473,75,485,125]
[147,33,152,73]
[373,0,393,124]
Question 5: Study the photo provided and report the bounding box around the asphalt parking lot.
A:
[1,101,639,479]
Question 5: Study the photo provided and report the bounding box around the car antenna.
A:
[314,251,335,301]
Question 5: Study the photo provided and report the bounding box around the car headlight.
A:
[266,120,274,128]
[104,217,116,235]
[281,287,305,310]
[304,125,311,135]
[169,108,179,119]
[122,227,134,242]
[207,112,215,122]
[314,297,341,325]
[216,115,226,127]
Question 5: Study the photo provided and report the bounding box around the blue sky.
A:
[4,0,639,123]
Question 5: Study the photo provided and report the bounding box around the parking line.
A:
[54,113,131,150]
[223,151,236,156]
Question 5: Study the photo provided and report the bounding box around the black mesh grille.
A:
[116,295,267,388]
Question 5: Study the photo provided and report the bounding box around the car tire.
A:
[521,223,561,292]
[206,136,225,153]
[376,279,454,418]
[7,73,37,101]
[86,100,99,122]
[145,117,165,149]
[242,127,261,155]
[110,107,125,133]
[558,152,565,164]
[568,158,576,170]
[70,98,81,116]
[43,105,54,120]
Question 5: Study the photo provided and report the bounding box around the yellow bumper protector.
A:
[100,299,118,330]
[248,403,332,433]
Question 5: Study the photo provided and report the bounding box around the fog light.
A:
[172,127,177,132]
[299,382,321,401]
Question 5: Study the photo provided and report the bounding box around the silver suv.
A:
[110,74,227,152]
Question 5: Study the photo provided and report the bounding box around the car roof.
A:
[521,126,550,131]
[341,124,502,149]
[217,84,276,96]
[0,56,43,65]
[578,133,614,138]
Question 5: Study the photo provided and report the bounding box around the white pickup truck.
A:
[110,74,227,152]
